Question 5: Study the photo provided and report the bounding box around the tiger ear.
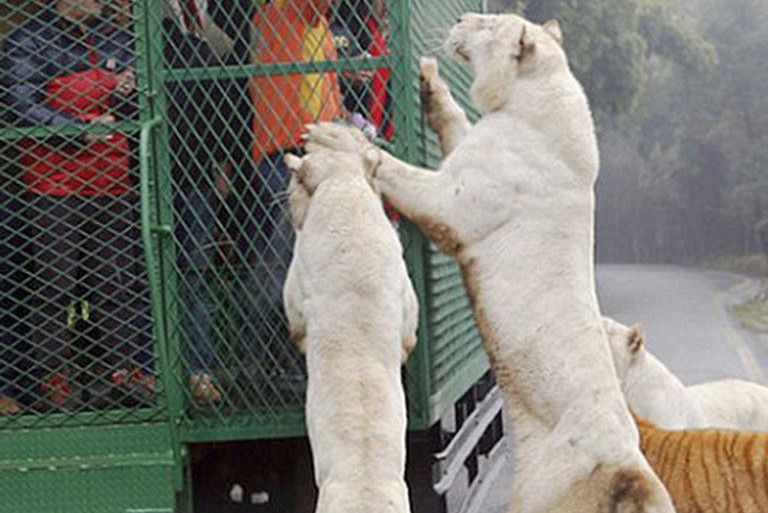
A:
[627,324,645,355]
[285,153,310,185]
[285,153,304,175]
[543,19,563,46]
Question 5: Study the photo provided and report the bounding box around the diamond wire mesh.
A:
[1,0,489,437]
[148,0,404,430]
[1,0,159,428]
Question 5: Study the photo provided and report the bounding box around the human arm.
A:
[201,17,235,61]
[0,31,83,127]
[304,122,466,254]
[283,255,307,353]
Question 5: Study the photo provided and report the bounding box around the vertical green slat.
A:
[134,0,185,493]
[388,0,434,429]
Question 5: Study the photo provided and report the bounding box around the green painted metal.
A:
[0,408,162,431]
[136,0,187,493]
[409,0,489,428]
[0,121,144,143]
[163,57,392,81]
[1,0,491,509]
[0,422,173,466]
[0,424,176,513]
[388,0,436,430]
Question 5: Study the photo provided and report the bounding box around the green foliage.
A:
[636,0,717,72]
[491,0,767,264]
[522,0,714,118]
[596,0,768,263]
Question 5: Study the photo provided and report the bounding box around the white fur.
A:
[419,57,472,157]
[306,13,674,513]
[283,150,418,513]
[689,380,768,430]
[604,317,768,431]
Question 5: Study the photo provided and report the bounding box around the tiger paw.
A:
[419,57,454,136]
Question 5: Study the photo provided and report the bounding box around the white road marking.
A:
[711,276,767,384]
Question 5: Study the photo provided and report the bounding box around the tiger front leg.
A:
[400,273,419,364]
[419,57,472,157]
[283,256,307,354]
[304,122,468,256]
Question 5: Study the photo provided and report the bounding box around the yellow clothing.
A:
[250,1,343,158]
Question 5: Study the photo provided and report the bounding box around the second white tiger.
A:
[283,149,419,513]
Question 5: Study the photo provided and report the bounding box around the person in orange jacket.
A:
[230,0,344,349]
[250,0,343,160]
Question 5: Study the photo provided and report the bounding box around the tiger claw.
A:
[302,123,318,141]
[419,56,439,82]
[284,153,303,171]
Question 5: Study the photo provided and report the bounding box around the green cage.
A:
[0,0,490,511]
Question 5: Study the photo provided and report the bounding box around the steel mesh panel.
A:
[2,0,490,442]
[0,0,161,428]
[136,0,408,434]
[0,423,176,513]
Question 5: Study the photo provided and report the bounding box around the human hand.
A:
[216,161,233,197]
[83,114,116,142]
[349,112,378,141]
[115,69,136,96]
[358,69,375,82]
[343,69,375,83]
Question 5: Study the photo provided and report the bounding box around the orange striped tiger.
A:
[635,414,768,513]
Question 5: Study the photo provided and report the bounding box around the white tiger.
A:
[305,13,674,513]
[283,149,418,513]
[604,317,768,431]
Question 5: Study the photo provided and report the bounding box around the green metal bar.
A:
[403,229,436,428]
[0,452,174,472]
[387,0,436,429]
[149,40,188,504]
[0,120,143,143]
[181,414,308,443]
[162,57,391,82]
[134,0,185,496]
[125,509,174,513]
[139,117,162,248]
[0,408,162,431]
[429,350,488,424]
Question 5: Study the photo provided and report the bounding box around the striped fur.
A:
[635,415,768,513]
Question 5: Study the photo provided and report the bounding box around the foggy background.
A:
[488,0,768,269]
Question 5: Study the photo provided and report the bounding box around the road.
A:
[597,264,768,384]
[475,264,768,513]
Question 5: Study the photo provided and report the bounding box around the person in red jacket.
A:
[367,0,394,140]
[0,0,153,409]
